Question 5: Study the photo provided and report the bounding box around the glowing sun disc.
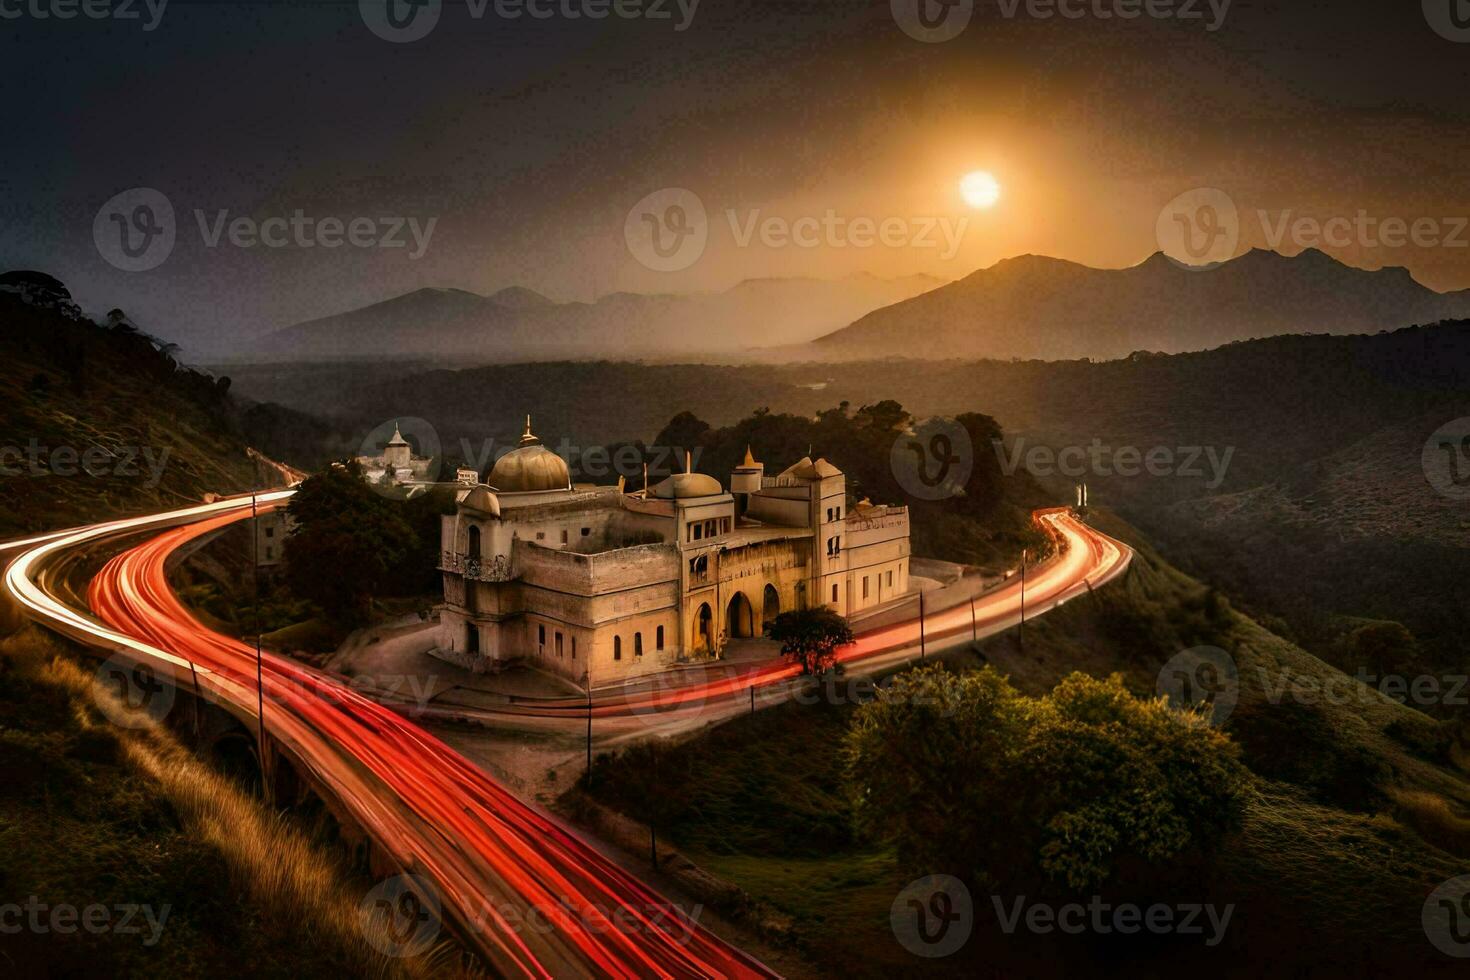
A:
[960,170,1001,209]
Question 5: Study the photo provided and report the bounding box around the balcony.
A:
[440,551,514,582]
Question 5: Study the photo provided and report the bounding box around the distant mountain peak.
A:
[487,286,555,310]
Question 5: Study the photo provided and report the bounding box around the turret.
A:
[730,446,764,517]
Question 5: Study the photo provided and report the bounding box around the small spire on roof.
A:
[387,422,409,446]
[742,444,758,467]
[518,414,540,447]
[685,450,692,474]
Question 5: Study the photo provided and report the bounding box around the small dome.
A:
[652,472,725,499]
[777,456,814,478]
[781,457,842,480]
[487,416,571,493]
[461,485,500,516]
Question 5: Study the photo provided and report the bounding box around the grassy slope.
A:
[0,625,451,977]
[0,299,436,973]
[582,509,1470,977]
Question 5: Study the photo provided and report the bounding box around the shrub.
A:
[845,666,1249,893]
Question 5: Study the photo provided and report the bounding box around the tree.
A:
[767,607,854,675]
[846,666,1248,895]
[283,462,422,622]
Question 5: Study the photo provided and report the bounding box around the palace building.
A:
[435,418,912,685]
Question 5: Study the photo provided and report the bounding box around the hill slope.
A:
[250,273,944,363]
[0,292,288,537]
[815,249,1470,361]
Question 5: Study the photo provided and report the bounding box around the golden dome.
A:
[461,485,500,516]
[652,472,725,499]
[487,416,571,493]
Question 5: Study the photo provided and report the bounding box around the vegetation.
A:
[0,626,449,976]
[282,462,451,624]
[846,666,1248,893]
[0,294,280,537]
[580,509,1470,975]
[767,607,854,676]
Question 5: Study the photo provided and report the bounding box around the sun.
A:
[960,170,1001,209]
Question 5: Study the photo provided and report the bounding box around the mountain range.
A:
[246,273,945,364]
[814,248,1470,361]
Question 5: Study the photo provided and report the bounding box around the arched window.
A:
[614,636,622,661]
[634,632,643,657]
[467,525,481,559]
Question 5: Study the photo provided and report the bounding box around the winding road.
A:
[4,493,1130,978]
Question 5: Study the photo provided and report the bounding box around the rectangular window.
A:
[555,632,564,657]
[561,529,569,544]
[887,570,893,588]
[265,546,274,561]
[832,583,839,603]
[656,625,664,650]
[536,531,545,540]
[538,624,546,651]
[582,527,591,536]
[863,576,869,599]
[572,636,577,659]
[634,633,643,657]
[722,518,731,533]
[693,524,702,540]
[614,636,622,661]
[265,526,275,538]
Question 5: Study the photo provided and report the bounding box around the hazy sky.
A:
[3,0,1469,355]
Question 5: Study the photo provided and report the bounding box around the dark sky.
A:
[2,0,1469,355]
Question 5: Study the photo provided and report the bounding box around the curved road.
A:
[5,495,1130,977]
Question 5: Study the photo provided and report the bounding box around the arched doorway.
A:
[694,603,713,653]
[762,584,780,632]
[726,592,755,639]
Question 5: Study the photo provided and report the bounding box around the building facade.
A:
[435,420,911,686]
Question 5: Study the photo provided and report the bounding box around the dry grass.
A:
[1388,787,1470,858]
[4,628,466,977]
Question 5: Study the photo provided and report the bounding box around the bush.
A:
[845,666,1249,894]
